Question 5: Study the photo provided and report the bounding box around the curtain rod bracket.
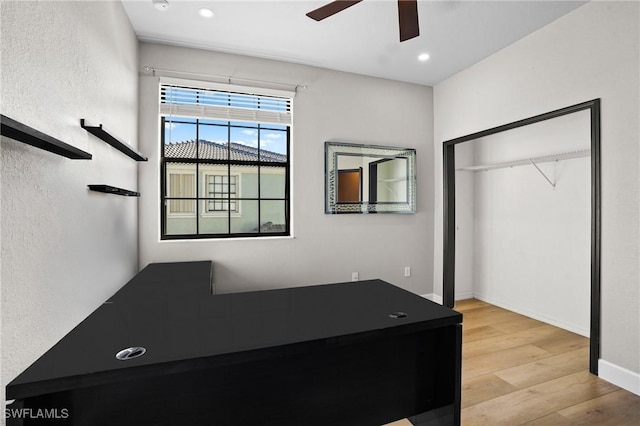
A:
[142,66,305,92]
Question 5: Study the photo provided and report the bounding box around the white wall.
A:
[0,0,139,407]
[454,141,475,300]
[138,43,434,296]
[434,0,639,386]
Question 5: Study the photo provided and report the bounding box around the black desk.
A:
[6,262,462,425]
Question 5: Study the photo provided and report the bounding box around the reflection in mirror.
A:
[325,142,416,214]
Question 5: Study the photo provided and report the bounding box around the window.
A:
[206,175,238,213]
[160,78,292,239]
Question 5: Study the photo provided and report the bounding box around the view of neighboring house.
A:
[164,139,287,235]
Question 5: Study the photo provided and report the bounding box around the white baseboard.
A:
[598,359,640,396]
[421,293,475,304]
[455,292,474,301]
[421,293,443,304]
[473,293,589,337]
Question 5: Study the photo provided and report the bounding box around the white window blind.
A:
[160,77,293,126]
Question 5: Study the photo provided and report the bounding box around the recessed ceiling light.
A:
[152,0,169,12]
[199,8,215,18]
[418,53,430,62]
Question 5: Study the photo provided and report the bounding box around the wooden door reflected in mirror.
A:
[337,168,362,203]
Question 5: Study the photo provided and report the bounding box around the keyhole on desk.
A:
[116,346,147,360]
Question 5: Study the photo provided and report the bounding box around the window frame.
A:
[165,169,242,218]
[160,115,291,240]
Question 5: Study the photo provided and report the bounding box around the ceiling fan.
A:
[306,0,420,42]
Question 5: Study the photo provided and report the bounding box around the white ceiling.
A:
[121,0,586,86]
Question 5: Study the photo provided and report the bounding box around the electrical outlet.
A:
[404,267,411,277]
[351,272,359,282]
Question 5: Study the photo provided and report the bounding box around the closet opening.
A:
[442,99,601,375]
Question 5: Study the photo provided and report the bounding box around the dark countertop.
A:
[106,260,214,303]
[7,262,461,401]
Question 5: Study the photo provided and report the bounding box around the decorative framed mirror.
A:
[325,141,416,214]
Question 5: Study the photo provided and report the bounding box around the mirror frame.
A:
[325,141,416,214]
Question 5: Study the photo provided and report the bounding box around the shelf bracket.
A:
[529,159,556,189]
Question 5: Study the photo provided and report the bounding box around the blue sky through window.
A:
[164,119,287,155]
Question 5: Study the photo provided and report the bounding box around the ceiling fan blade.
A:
[306,0,363,21]
[398,0,419,42]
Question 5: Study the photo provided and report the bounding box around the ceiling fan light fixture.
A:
[152,0,169,12]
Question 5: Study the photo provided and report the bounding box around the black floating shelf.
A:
[88,185,140,197]
[81,119,147,161]
[1,114,92,160]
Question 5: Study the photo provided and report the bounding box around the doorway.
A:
[442,99,601,374]
[337,168,362,203]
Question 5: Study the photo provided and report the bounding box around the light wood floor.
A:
[386,299,640,425]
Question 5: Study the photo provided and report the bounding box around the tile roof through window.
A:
[165,140,286,163]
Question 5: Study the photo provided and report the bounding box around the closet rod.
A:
[455,149,590,172]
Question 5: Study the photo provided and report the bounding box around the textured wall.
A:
[0,0,139,408]
[138,43,435,296]
[434,1,639,377]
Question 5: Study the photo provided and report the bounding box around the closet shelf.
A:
[1,114,92,160]
[456,149,590,172]
[88,185,140,197]
[81,119,147,161]
[378,178,407,183]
